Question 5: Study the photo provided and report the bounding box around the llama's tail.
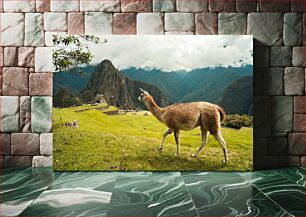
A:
[216,105,225,123]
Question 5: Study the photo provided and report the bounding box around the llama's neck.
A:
[144,96,164,122]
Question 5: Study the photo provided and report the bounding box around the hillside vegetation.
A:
[219,76,253,115]
[53,62,253,115]
[53,104,253,171]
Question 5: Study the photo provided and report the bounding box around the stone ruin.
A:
[65,120,79,128]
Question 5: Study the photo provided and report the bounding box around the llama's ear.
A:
[140,88,149,95]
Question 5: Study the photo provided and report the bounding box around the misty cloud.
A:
[89,35,253,72]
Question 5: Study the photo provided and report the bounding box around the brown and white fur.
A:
[138,88,228,163]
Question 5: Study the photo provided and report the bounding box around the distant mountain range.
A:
[121,65,252,103]
[53,60,253,115]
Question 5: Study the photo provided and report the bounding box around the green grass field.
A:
[53,104,253,171]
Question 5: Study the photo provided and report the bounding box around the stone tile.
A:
[153,0,175,12]
[253,156,279,170]
[32,156,53,167]
[195,13,217,35]
[288,133,305,155]
[294,114,306,132]
[11,133,39,155]
[253,138,267,156]
[254,47,269,67]
[25,13,44,46]
[301,79,306,100]
[253,102,271,137]
[0,96,19,132]
[2,67,29,96]
[137,13,164,35]
[278,156,301,167]
[253,67,265,96]
[21,180,111,216]
[44,12,67,31]
[272,96,293,133]
[270,46,292,67]
[110,189,196,216]
[208,0,236,12]
[0,47,3,67]
[1,167,58,215]
[20,96,31,133]
[247,13,283,46]
[304,13,306,46]
[3,0,35,12]
[36,0,50,12]
[165,13,195,31]
[40,133,53,155]
[80,0,120,12]
[302,157,306,167]
[236,0,256,12]
[29,73,53,96]
[260,0,290,12]
[4,47,18,66]
[121,0,152,12]
[113,13,137,35]
[268,136,288,156]
[291,0,305,12]
[165,31,195,35]
[284,67,305,95]
[0,157,3,168]
[176,0,208,12]
[85,12,113,35]
[50,0,79,11]
[218,13,246,35]
[292,46,305,66]
[68,12,85,35]
[31,96,52,133]
[45,32,67,47]
[264,67,284,95]
[18,47,35,67]
[0,13,24,46]
[294,96,305,113]
[0,68,2,95]
[4,156,32,167]
[0,133,10,155]
[284,13,303,46]
[35,47,55,72]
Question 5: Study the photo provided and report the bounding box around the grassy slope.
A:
[53,105,253,171]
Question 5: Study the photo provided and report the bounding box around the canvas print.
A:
[53,35,253,171]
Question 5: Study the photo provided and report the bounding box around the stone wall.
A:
[0,0,305,169]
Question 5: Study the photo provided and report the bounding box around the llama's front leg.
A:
[192,129,208,157]
[174,130,180,157]
[158,128,172,150]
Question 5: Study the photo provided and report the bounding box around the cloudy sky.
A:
[89,35,253,72]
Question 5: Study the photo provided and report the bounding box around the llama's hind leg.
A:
[192,128,208,157]
[213,131,228,164]
[174,130,180,157]
[159,128,172,150]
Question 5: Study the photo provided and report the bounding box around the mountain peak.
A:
[96,59,118,75]
[100,59,113,66]
[84,59,171,109]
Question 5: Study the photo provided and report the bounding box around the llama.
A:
[138,88,228,163]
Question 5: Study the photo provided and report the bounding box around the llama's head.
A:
[138,88,150,103]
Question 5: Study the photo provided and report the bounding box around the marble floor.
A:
[0,167,305,217]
